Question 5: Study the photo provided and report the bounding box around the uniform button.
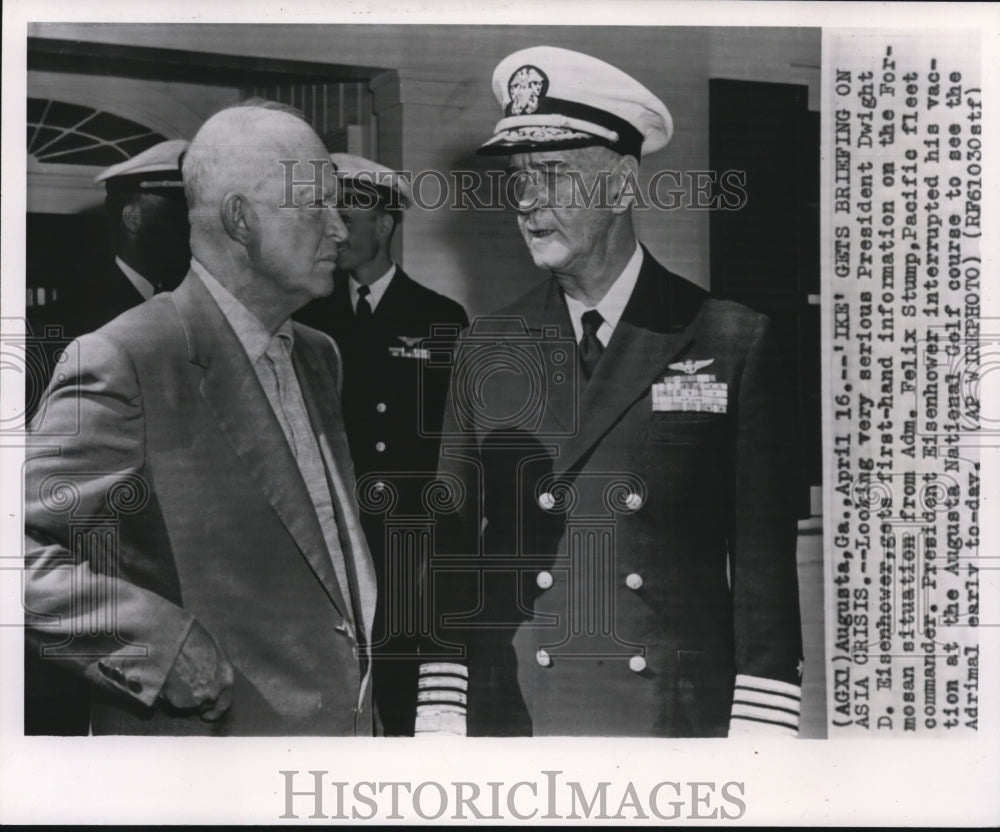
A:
[625,492,643,511]
[537,492,555,510]
[625,573,644,590]
[375,441,386,453]
[127,679,143,693]
[376,402,387,413]
[536,649,552,667]
[374,481,385,491]
[113,668,126,683]
[629,655,647,673]
[536,571,553,590]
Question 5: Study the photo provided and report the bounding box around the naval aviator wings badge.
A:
[667,358,714,375]
[652,358,727,413]
[389,335,431,360]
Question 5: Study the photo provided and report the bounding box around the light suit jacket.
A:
[24,271,376,735]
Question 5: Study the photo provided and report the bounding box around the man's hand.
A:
[159,620,234,721]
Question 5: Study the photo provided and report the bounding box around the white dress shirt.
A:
[116,256,155,301]
[562,243,643,347]
[350,264,397,313]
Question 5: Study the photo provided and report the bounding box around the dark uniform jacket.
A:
[296,267,468,734]
[76,261,148,336]
[431,248,803,737]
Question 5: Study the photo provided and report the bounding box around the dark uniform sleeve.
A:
[727,314,805,736]
[414,315,477,736]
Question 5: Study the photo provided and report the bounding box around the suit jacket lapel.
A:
[171,273,352,620]
[509,279,577,438]
[539,281,579,438]
[293,328,378,647]
[553,249,707,476]
[371,267,409,321]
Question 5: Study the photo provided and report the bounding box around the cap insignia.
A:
[508,65,548,115]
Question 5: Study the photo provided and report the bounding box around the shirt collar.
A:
[190,258,293,364]
[115,256,156,302]
[563,242,643,344]
[350,263,396,313]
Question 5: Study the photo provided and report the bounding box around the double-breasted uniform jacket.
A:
[432,248,803,737]
[296,268,468,734]
[24,272,376,735]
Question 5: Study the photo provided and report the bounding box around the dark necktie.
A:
[355,285,372,321]
[579,309,605,381]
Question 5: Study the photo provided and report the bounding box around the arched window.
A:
[28,97,168,167]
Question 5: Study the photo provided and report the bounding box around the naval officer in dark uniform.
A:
[296,154,468,735]
[420,46,804,738]
[80,139,192,334]
[27,139,192,389]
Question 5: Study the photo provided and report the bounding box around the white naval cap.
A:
[94,138,189,195]
[330,152,412,210]
[478,46,673,160]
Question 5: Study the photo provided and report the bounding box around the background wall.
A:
[30,23,819,317]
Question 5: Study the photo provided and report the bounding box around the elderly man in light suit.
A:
[24,102,378,735]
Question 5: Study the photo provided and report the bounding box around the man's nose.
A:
[326,206,348,241]
[510,170,542,214]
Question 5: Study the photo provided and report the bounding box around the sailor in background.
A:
[296,154,469,735]
[422,46,804,737]
[75,138,192,335]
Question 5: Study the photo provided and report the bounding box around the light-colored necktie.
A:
[262,333,356,626]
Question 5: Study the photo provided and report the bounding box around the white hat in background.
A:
[330,152,412,210]
[94,138,189,196]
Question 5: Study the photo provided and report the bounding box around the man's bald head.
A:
[183,104,329,232]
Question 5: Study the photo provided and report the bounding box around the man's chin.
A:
[525,246,567,272]
[309,268,337,297]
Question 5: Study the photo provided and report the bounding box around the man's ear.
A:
[610,154,641,214]
[121,201,142,236]
[219,192,254,245]
[376,212,395,243]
